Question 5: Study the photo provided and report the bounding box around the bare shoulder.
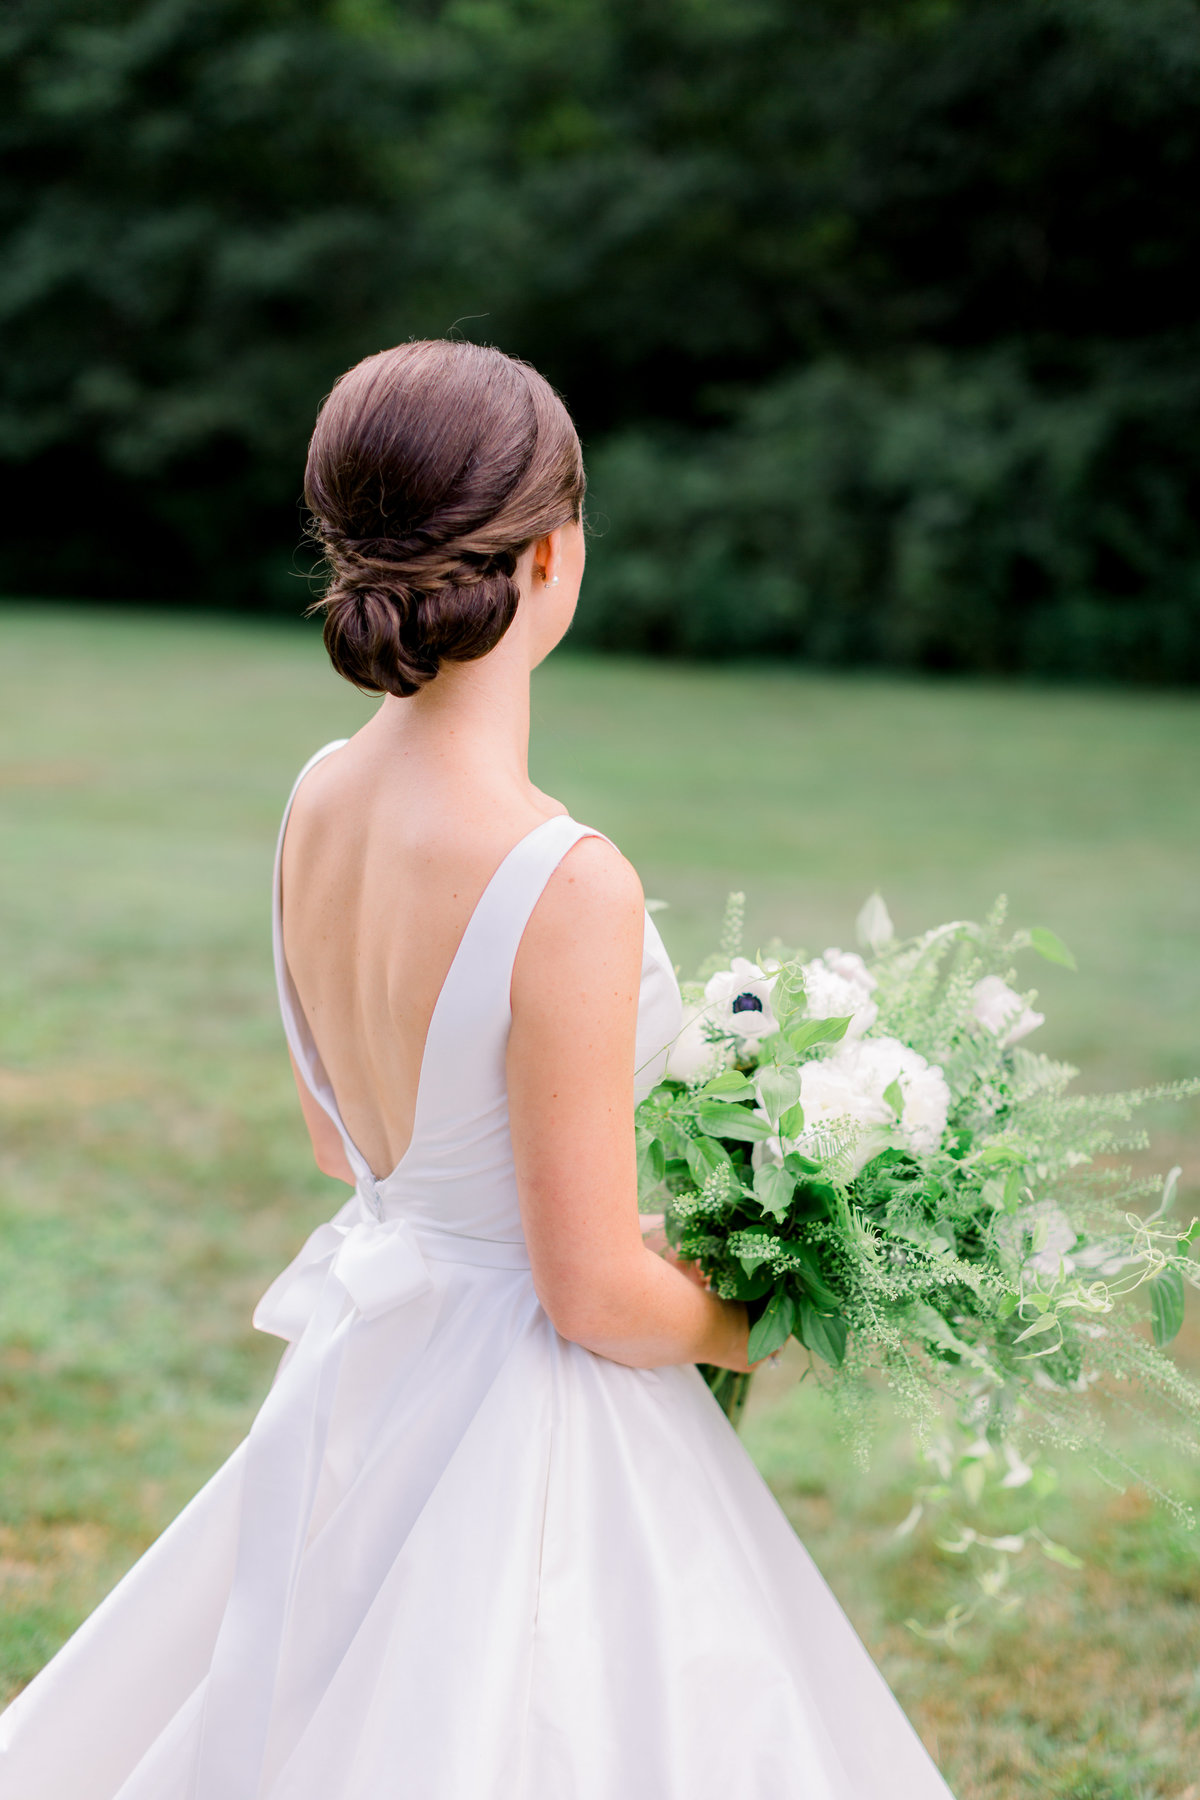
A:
[538,834,643,928]
[515,834,645,977]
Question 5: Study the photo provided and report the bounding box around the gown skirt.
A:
[0,743,957,1800]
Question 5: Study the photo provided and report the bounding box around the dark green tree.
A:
[0,0,450,602]
[3,0,1200,675]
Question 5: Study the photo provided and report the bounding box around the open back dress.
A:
[0,741,956,1800]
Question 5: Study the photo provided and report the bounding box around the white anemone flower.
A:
[702,956,778,1043]
[971,976,1044,1048]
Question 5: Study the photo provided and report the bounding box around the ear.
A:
[532,527,562,586]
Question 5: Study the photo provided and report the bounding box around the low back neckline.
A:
[272,740,587,1193]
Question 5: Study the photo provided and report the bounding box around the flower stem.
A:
[698,1364,753,1426]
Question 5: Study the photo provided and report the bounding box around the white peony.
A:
[798,1054,890,1138]
[703,956,778,1043]
[800,948,878,1038]
[971,976,1044,1049]
[788,1034,950,1172]
[994,1200,1077,1279]
[664,1004,726,1082]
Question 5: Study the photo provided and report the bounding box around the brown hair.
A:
[303,340,585,696]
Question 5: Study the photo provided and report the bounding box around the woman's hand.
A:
[640,1213,714,1293]
[639,1214,757,1369]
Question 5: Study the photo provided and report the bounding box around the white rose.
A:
[971,976,1044,1049]
[800,948,879,1038]
[703,956,778,1042]
[664,1004,726,1083]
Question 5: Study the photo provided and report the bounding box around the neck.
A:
[370,618,534,796]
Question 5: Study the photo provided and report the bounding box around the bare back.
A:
[279,730,568,1180]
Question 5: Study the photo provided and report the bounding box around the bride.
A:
[0,340,956,1798]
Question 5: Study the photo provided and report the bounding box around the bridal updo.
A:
[304,340,585,696]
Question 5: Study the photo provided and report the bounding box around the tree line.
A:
[3,0,1199,678]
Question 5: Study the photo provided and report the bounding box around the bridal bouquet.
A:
[637,894,1200,1517]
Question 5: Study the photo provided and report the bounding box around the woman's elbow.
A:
[535,1263,641,1349]
[538,1289,600,1346]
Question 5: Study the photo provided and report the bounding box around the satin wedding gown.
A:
[0,742,956,1800]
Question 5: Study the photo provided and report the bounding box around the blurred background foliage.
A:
[3,0,1200,676]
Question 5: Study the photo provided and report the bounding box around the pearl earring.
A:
[542,570,559,586]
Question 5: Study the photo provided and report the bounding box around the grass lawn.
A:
[1,604,1198,1797]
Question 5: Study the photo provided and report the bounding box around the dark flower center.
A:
[731,991,763,1015]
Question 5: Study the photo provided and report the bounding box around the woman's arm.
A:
[288,1047,356,1185]
[507,836,752,1373]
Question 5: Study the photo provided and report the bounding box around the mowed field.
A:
[1,605,1198,1797]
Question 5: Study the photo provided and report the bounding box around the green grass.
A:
[1,605,1198,1796]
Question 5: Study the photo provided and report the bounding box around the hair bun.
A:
[304,340,584,695]
[321,567,519,699]
[321,582,434,698]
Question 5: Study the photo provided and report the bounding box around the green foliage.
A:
[3,1,1200,677]
[0,0,434,604]
[637,906,1200,1524]
[578,349,1200,680]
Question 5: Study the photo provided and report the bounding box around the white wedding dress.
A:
[0,742,956,1800]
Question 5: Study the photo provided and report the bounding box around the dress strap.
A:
[270,740,376,1191]
[418,814,610,1077]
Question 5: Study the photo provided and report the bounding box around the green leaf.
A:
[699,1070,756,1100]
[695,1101,773,1143]
[1149,1265,1186,1347]
[777,1100,806,1138]
[882,1077,904,1116]
[729,1264,776,1303]
[656,1118,696,1162]
[1036,1535,1084,1571]
[797,1300,847,1368]
[770,963,808,1028]
[1030,927,1077,971]
[748,1289,795,1362]
[634,1128,665,1193]
[798,1266,843,1314]
[685,1136,731,1186]
[752,1163,795,1222]
[757,1064,804,1123]
[1182,1219,1200,1245]
[856,892,894,953]
[786,1015,851,1056]
[1013,1312,1060,1344]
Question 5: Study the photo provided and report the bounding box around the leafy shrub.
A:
[579,350,1200,681]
